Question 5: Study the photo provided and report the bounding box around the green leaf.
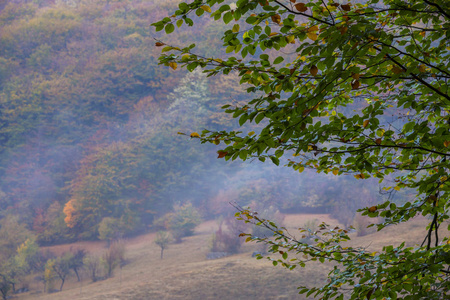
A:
[165,23,175,34]
[273,56,284,64]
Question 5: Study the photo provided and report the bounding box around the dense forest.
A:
[0,0,404,247]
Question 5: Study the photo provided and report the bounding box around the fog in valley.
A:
[0,0,424,299]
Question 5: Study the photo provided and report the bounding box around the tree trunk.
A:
[74,268,80,282]
[59,277,65,291]
[160,248,164,259]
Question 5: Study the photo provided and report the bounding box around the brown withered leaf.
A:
[294,3,308,12]
[217,151,228,158]
[271,14,281,24]
[368,206,377,213]
[341,4,351,11]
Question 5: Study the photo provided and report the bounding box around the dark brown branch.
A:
[422,0,450,19]
[272,0,334,25]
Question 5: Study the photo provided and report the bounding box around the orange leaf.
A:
[310,65,318,76]
[419,64,426,73]
[363,119,369,128]
[294,3,308,12]
[444,141,450,147]
[351,73,360,80]
[351,80,360,90]
[375,138,382,145]
[340,26,348,35]
[368,206,377,213]
[354,173,365,179]
[155,42,165,47]
[190,132,200,138]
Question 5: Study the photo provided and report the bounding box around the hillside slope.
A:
[17,214,429,300]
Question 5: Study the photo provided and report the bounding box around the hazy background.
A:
[0,0,414,298]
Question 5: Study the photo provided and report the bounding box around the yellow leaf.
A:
[419,64,426,72]
[298,166,305,173]
[394,186,401,191]
[169,62,177,70]
[286,35,295,43]
[420,31,426,37]
[307,25,318,32]
[444,141,450,147]
[441,176,448,182]
[332,169,339,175]
[307,32,318,41]
[269,32,279,36]
[190,132,200,138]
[232,24,240,33]
[352,73,360,80]
[200,5,211,13]
[275,84,282,92]
[363,119,369,128]
[248,131,255,136]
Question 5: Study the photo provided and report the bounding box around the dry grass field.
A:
[15,214,431,300]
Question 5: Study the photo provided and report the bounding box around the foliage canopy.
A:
[154,0,450,298]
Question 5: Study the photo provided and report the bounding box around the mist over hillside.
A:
[0,0,420,298]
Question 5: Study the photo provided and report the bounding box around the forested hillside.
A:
[0,0,405,246]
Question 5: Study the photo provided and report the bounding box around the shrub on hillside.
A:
[353,214,378,237]
[211,216,249,254]
[154,203,201,243]
[83,254,102,282]
[101,240,126,278]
